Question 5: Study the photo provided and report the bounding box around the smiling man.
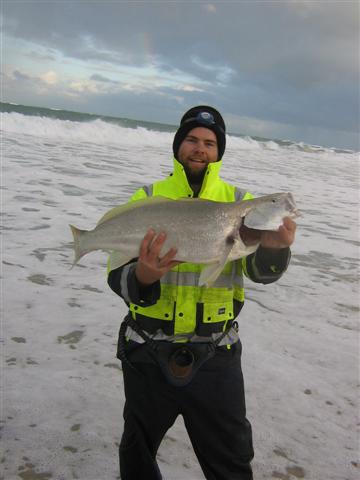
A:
[107,106,296,480]
[177,127,218,190]
[174,109,225,194]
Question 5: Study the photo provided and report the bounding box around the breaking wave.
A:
[1,109,356,156]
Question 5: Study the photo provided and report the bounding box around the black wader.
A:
[119,340,254,480]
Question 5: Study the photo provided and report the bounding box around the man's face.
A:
[177,127,218,185]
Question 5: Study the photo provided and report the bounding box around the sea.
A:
[1,101,359,480]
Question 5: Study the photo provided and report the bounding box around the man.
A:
[108,106,296,480]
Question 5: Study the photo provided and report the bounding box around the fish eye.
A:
[272,199,276,203]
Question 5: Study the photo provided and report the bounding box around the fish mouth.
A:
[239,223,262,246]
[292,208,301,218]
[286,192,301,218]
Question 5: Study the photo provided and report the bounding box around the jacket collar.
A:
[171,158,223,198]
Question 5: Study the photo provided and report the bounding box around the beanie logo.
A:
[199,112,212,122]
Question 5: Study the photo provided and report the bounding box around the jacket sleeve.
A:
[242,246,291,284]
[106,186,161,306]
[107,261,161,306]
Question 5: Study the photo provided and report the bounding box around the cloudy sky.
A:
[2,1,359,149]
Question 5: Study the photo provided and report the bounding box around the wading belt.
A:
[118,315,234,387]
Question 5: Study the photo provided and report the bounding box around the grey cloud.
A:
[90,74,117,83]
[218,79,358,134]
[3,1,359,149]
[4,2,357,80]
[6,68,55,91]
[13,70,31,81]
[26,50,57,62]
[3,3,159,66]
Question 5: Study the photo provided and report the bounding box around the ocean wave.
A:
[1,111,273,152]
[1,110,356,157]
[1,112,174,148]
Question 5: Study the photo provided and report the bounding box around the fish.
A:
[70,192,299,286]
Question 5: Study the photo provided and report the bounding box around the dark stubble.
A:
[183,164,207,186]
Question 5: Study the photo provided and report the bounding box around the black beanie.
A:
[173,105,226,161]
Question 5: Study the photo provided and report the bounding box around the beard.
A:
[183,164,207,185]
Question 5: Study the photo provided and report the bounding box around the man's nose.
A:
[194,142,206,154]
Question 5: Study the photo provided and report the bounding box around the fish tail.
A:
[69,225,88,267]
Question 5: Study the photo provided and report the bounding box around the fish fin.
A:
[96,196,173,226]
[108,251,133,271]
[69,225,89,267]
[199,262,224,287]
[199,241,234,287]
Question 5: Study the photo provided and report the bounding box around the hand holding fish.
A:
[135,229,180,286]
[260,217,297,249]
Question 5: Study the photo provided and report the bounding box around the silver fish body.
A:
[70,192,299,286]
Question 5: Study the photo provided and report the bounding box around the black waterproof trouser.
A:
[119,340,254,480]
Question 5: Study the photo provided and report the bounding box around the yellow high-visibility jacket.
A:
[108,158,290,338]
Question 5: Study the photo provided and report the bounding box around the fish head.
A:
[241,192,300,231]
